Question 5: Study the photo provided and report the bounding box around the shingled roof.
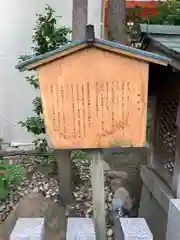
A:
[16,25,170,71]
[140,24,180,57]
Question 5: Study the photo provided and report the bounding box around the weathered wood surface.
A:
[55,150,73,203]
[90,151,106,240]
[0,149,53,157]
[116,218,153,240]
[38,47,149,149]
[10,218,44,240]
[72,0,87,41]
[108,0,127,44]
[67,217,95,240]
[0,147,148,158]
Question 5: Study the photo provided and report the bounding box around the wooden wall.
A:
[37,47,149,149]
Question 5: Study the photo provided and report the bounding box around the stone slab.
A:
[166,199,180,240]
[10,218,44,240]
[67,217,96,240]
[0,193,66,240]
[118,218,153,240]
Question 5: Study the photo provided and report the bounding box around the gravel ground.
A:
[0,155,115,238]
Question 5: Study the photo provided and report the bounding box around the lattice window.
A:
[158,94,178,174]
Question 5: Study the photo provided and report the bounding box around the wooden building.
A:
[140,24,180,197]
[16,25,171,151]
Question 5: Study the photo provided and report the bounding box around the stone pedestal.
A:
[166,199,180,240]
[115,218,153,240]
[67,217,95,240]
[10,218,44,240]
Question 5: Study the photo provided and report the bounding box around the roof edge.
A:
[16,40,87,71]
[16,38,170,72]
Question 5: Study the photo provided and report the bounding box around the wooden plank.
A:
[90,151,106,240]
[67,217,95,240]
[38,47,149,149]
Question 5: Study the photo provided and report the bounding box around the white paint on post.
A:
[10,218,44,240]
[166,199,180,240]
[87,0,102,38]
[90,151,106,240]
[117,218,153,240]
[67,217,96,239]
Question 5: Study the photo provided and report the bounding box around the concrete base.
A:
[116,218,153,240]
[10,218,44,240]
[139,166,173,240]
[66,218,95,240]
[166,199,180,240]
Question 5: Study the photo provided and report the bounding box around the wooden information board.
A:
[38,48,148,149]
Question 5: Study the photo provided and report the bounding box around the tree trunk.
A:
[108,0,128,44]
[72,0,88,41]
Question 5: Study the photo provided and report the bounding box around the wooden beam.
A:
[0,149,53,157]
[89,150,106,240]
[55,150,73,204]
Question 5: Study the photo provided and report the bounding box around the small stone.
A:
[107,228,113,237]
[86,207,92,214]
[46,194,50,199]
[110,179,124,193]
[106,170,128,179]
[44,183,49,191]
[51,192,56,197]
[107,237,113,240]
[0,205,5,212]
[114,187,133,211]
[108,194,112,202]
[33,187,39,193]
[76,204,80,209]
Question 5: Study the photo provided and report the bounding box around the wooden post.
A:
[108,0,128,44]
[89,150,106,240]
[72,0,88,41]
[55,150,73,204]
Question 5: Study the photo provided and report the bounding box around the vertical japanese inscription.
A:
[111,81,115,128]
[60,85,66,137]
[56,84,61,136]
[122,82,125,135]
[50,84,56,132]
[71,84,76,138]
[95,82,99,117]
[87,82,91,127]
[105,82,109,111]
[81,84,86,138]
[127,81,130,124]
[101,83,104,131]
[76,84,81,138]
